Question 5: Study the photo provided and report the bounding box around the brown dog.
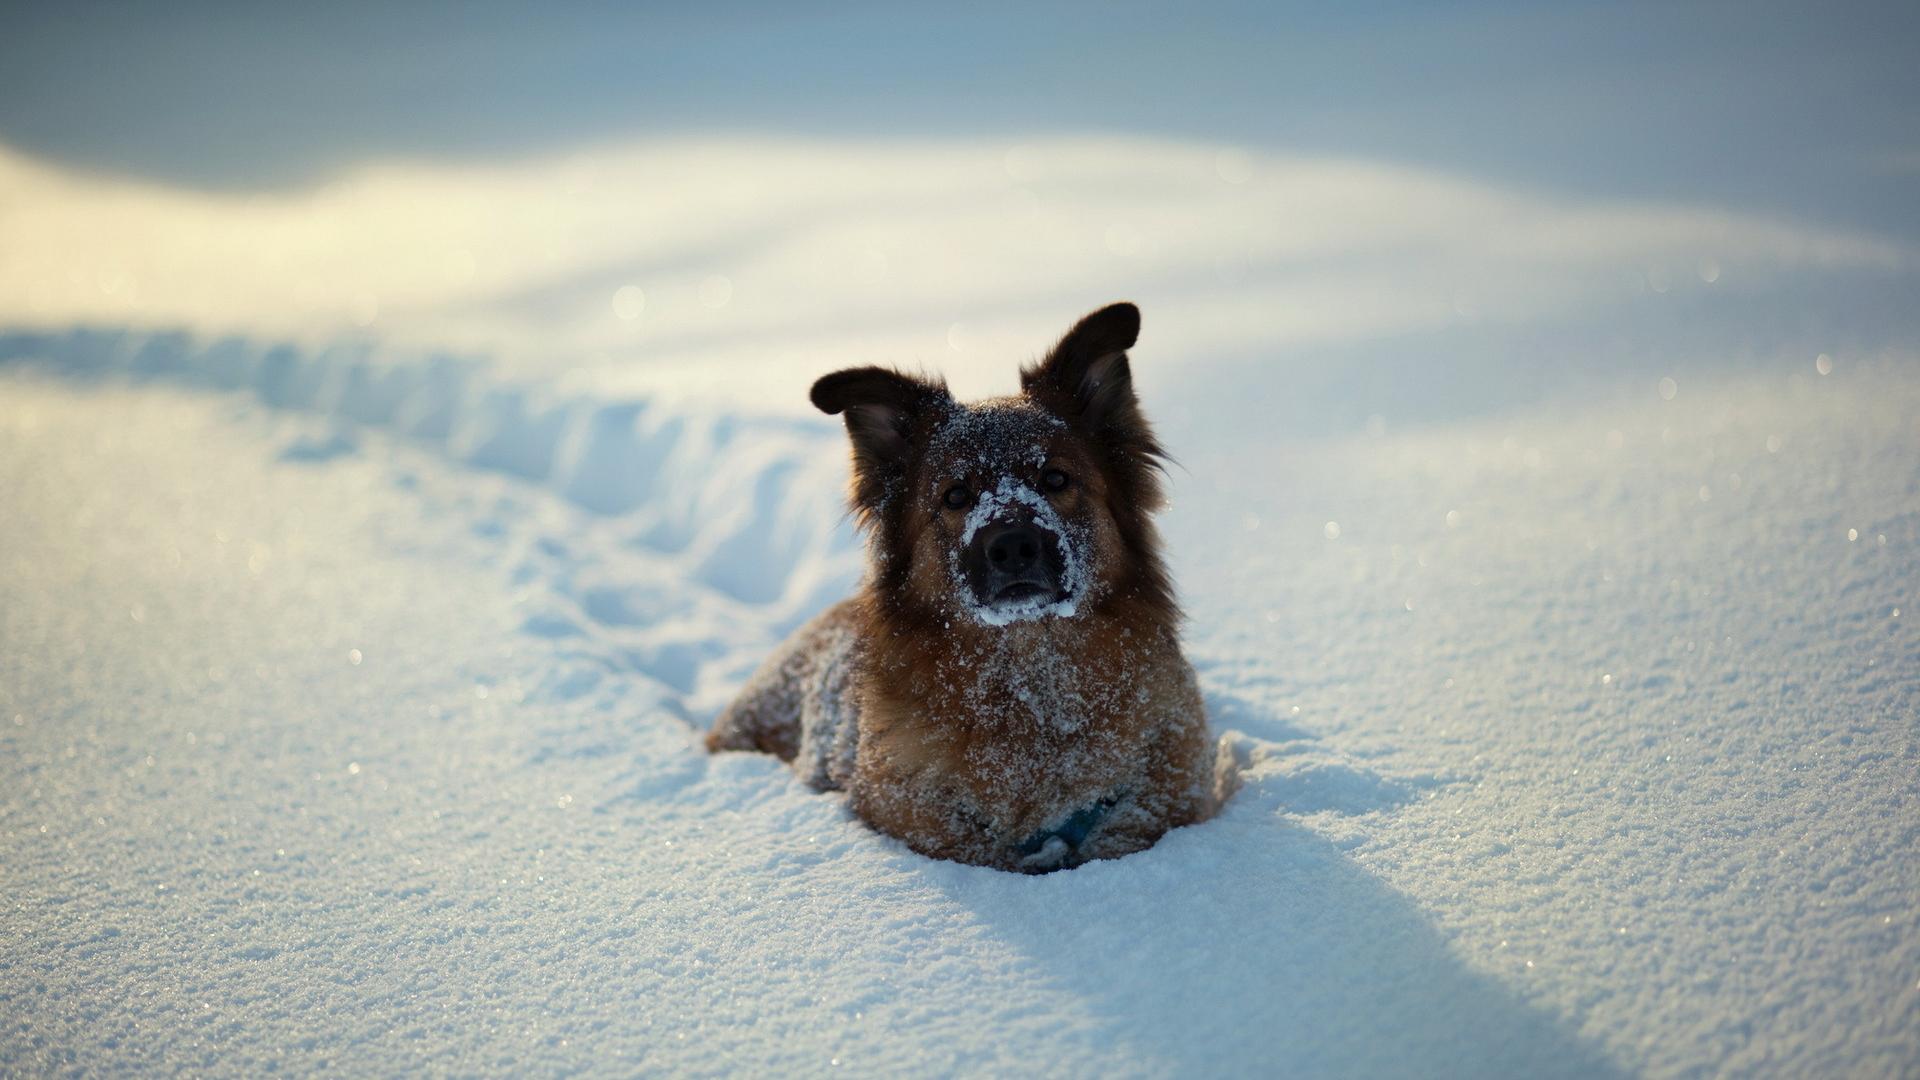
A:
[706,303,1217,871]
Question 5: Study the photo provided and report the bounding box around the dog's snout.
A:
[982,524,1043,575]
[965,520,1065,607]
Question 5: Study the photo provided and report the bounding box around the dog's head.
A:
[812,302,1172,628]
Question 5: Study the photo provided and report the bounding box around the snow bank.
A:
[1,136,1910,416]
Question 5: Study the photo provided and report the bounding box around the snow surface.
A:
[3,135,1911,416]
[1,129,1917,1076]
[2,320,1914,1078]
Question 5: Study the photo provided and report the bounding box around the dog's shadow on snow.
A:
[919,733,1625,1078]
[926,828,1622,1078]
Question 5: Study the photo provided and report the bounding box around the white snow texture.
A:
[1,137,1917,1077]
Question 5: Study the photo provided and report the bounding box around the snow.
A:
[2,136,1910,417]
[2,131,1918,1075]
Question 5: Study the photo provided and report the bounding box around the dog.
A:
[706,302,1219,872]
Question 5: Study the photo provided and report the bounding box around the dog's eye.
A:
[943,484,972,510]
[1041,468,1070,493]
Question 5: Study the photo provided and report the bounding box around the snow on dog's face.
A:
[811,302,1174,631]
[929,401,1090,625]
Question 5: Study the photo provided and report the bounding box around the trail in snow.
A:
[0,326,862,710]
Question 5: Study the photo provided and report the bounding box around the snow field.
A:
[1,324,1916,1077]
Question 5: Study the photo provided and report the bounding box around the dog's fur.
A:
[706,303,1218,871]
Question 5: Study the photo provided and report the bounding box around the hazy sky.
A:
[3,2,1916,238]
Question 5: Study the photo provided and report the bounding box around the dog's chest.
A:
[867,636,1158,800]
[935,627,1151,734]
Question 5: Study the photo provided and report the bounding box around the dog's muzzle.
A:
[964,520,1067,606]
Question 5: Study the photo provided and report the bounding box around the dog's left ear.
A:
[1023,302,1167,513]
[1022,301,1147,439]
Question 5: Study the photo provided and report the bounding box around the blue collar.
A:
[1015,794,1121,860]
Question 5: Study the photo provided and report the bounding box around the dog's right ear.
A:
[1021,302,1144,438]
[811,366,951,512]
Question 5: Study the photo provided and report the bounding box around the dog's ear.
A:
[1022,301,1148,436]
[1022,302,1167,509]
[811,366,951,511]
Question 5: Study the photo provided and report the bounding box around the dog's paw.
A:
[1018,836,1074,873]
[1211,730,1258,805]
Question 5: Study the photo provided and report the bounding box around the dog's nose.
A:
[981,524,1043,575]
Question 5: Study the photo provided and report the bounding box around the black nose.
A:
[981,524,1043,575]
